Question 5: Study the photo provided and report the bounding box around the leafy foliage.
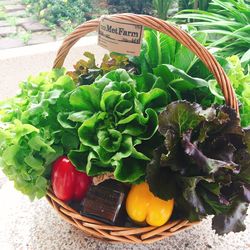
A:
[153,0,175,19]
[174,0,250,64]
[22,0,94,32]
[132,29,250,127]
[146,101,250,234]
[67,52,137,85]
[0,69,77,199]
[208,56,250,127]
[131,28,219,107]
[107,0,153,15]
[22,0,154,32]
[179,0,211,11]
[132,28,217,77]
[68,69,169,183]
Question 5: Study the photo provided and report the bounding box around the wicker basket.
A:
[46,13,238,244]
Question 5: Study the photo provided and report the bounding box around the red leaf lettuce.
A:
[146,101,250,234]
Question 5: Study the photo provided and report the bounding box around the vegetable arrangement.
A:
[0,28,249,235]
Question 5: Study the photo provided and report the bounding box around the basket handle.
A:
[53,13,238,113]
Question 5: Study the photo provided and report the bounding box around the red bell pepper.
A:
[51,156,92,202]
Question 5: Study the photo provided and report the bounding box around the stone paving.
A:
[0,0,63,49]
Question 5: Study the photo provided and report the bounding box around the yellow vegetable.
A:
[126,182,174,227]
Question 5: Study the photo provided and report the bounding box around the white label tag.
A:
[98,16,144,56]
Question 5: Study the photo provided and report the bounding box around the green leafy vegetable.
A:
[68,69,169,183]
[131,25,249,127]
[0,69,77,199]
[208,55,250,127]
[146,101,250,235]
[129,29,217,107]
[67,52,137,86]
[67,52,101,85]
[133,28,208,75]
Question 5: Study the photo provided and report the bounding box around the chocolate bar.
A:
[80,180,129,225]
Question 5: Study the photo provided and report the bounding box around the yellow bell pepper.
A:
[126,182,174,227]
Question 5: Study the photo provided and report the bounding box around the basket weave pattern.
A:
[47,14,239,244]
[46,191,199,244]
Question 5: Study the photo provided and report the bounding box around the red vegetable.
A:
[52,156,92,202]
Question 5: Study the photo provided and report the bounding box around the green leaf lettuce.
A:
[68,69,169,183]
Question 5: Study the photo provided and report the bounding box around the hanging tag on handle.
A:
[98,16,144,56]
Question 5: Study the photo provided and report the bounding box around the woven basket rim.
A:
[47,13,239,244]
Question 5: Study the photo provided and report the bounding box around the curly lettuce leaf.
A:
[0,69,77,199]
[158,101,203,135]
[208,56,250,127]
[146,101,250,235]
[68,69,168,183]
[212,202,249,235]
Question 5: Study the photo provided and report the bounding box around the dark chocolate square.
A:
[81,180,128,225]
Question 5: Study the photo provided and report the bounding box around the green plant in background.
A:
[0,4,6,20]
[22,0,94,33]
[174,0,250,65]
[179,0,211,10]
[197,0,211,10]
[50,29,57,40]
[19,31,32,45]
[6,16,17,26]
[107,0,153,15]
[153,0,175,19]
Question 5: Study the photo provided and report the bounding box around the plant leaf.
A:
[212,202,249,235]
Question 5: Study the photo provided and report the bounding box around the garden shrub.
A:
[22,0,94,32]
[22,0,154,33]
[107,0,153,15]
